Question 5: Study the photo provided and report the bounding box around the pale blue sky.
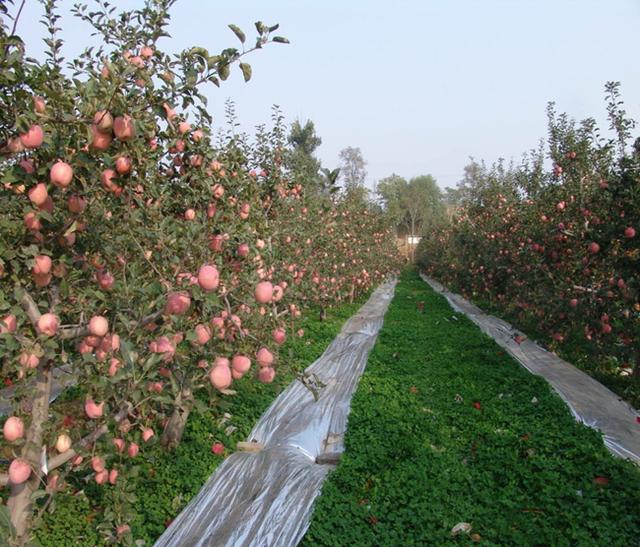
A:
[13,0,640,189]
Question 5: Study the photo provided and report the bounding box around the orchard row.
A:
[0,2,399,543]
[420,83,639,391]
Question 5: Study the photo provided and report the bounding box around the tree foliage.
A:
[285,119,322,191]
[338,146,367,190]
[377,174,445,237]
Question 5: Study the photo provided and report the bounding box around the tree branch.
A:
[9,0,27,37]
[46,402,133,471]
[17,288,42,327]
[127,226,167,283]
[58,309,163,340]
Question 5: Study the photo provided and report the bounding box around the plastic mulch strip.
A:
[154,280,396,547]
[421,273,640,465]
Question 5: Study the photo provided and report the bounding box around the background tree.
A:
[378,174,444,236]
[338,146,367,190]
[376,174,406,226]
[453,157,520,207]
[286,119,322,191]
[377,174,445,261]
[343,183,371,209]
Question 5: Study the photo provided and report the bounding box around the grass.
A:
[31,296,367,546]
[302,269,640,546]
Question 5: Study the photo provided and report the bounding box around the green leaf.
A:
[185,69,197,87]
[218,63,230,81]
[272,36,290,44]
[142,353,163,373]
[189,47,209,59]
[120,339,135,367]
[228,24,246,44]
[192,398,208,414]
[239,63,252,82]
[63,221,78,237]
[13,286,26,304]
[0,504,15,539]
[254,21,266,34]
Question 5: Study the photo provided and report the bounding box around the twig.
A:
[127,227,166,283]
[241,330,261,344]
[50,284,61,310]
[296,371,326,402]
[226,291,251,309]
[9,0,27,37]
[276,308,290,320]
[572,285,594,293]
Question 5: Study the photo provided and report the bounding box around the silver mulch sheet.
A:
[155,280,396,547]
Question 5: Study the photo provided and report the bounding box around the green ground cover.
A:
[302,270,640,546]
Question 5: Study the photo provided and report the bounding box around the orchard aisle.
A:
[155,280,396,547]
[301,270,640,546]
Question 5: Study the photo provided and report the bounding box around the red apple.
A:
[20,125,44,148]
[50,161,73,188]
[115,156,132,175]
[3,416,24,442]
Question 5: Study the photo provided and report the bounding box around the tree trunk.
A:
[161,386,193,449]
[8,364,52,545]
[349,283,355,304]
[410,216,416,263]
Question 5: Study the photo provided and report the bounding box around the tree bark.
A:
[7,364,52,545]
[409,216,416,263]
[160,386,193,449]
[319,306,327,321]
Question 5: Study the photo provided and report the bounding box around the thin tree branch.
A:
[46,402,133,471]
[17,288,42,327]
[9,0,27,37]
[58,309,162,340]
[127,226,167,283]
